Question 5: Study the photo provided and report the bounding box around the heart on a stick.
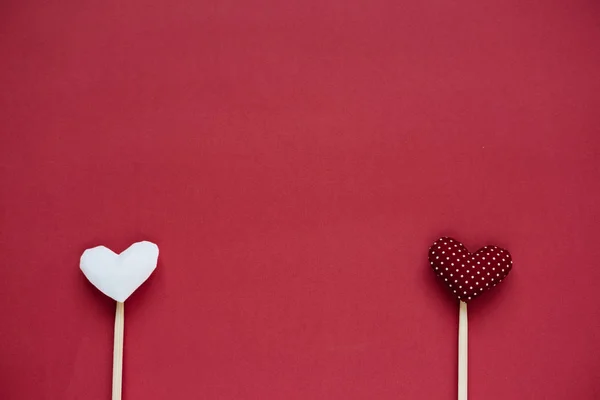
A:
[80,241,159,302]
[428,237,512,302]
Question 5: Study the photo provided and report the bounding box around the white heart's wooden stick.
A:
[112,302,124,400]
[458,301,468,400]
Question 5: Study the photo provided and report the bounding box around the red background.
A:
[1,1,600,399]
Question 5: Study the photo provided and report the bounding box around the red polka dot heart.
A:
[428,237,513,302]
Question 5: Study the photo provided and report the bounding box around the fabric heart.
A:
[428,237,512,302]
[80,241,159,302]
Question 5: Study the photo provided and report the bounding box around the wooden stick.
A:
[458,301,468,400]
[112,301,124,400]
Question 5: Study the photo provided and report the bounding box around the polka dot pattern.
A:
[428,237,512,302]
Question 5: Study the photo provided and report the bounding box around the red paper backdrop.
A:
[1,1,600,399]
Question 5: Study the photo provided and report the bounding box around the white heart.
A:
[80,241,159,302]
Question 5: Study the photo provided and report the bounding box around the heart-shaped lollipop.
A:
[80,240,159,400]
[428,237,512,302]
[428,236,513,400]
